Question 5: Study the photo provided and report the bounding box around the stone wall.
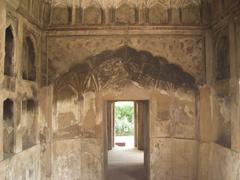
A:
[198,143,240,180]
[198,0,240,180]
[0,1,45,179]
[1,0,240,180]
[48,36,200,179]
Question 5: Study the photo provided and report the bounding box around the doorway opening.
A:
[114,101,135,148]
[106,100,149,180]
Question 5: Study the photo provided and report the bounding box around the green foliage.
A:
[115,105,134,136]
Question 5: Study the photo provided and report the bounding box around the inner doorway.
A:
[106,100,149,180]
[114,101,135,148]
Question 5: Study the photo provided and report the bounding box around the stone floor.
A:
[107,147,146,180]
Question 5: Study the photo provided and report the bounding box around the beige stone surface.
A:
[198,143,240,180]
[0,0,240,180]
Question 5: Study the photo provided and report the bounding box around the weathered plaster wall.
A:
[198,143,240,180]
[2,0,240,180]
[0,145,41,180]
[198,0,240,179]
[0,1,46,179]
[47,34,205,84]
[48,38,200,179]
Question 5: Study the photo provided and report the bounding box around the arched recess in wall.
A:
[22,99,38,150]
[4,26,14,76]
[22,36,36,81]
[55,85,80,132]
[3,98,14,158]
[115,4,136,24]
[216,34,230,80]
[83,5,103,25]
[52,46,197,142]
[148,4,169,24]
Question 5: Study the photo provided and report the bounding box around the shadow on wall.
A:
[53,46,196,94]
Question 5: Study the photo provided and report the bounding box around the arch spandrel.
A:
[53,46,196,96]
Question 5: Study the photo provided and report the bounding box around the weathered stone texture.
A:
[151,138,198,180]
[199,143,240,180]
[0,145,41,180]
[0,0,240,180]
[53,138,103,180]
[47,35,204,84]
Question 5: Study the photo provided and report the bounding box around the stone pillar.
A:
[0,99,3,160]
[170,8,181,25]
[0,0,6,75]
[234,20,240,152]
[0,0,6,161]
[205,30,214,85]
[14,100,22,153]
[138,8,146,24]
[199,86,215,142]
[229,21,240,152]
[105,8,111,25]
[71,0,77,25]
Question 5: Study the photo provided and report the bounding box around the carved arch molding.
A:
[54,46,196,100]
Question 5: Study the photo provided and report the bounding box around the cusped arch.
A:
[4,25,15,76]
[148,4,169,24]
[115,3,136,25]
[56,84,78,102]
[51,0,72,25]
[55,85,80,131]
[83,5,103,25]
[54,46,196,94]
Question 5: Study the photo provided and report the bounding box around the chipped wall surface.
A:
[0,0,44,179]
[1,0,240,180]
[50,47,198,180]
[0,145,41,180]
[198,143,240,180]
[197,1,240,180]
[47,35,205,84]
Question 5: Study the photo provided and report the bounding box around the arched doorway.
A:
[52,46,197,180]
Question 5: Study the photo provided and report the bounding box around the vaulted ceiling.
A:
[6,0,213,27]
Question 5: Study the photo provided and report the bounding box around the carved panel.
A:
[56,85,79,130]
[115,4,136,25]
[148,5,169,24]
[53,46,196,96]
[51,0,72,25]
[181,5,201,24]
[83,6,102,25]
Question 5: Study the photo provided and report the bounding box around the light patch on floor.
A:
[107,147,146,180]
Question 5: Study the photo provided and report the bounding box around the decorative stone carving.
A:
[148,4,169,24]
[83,6,103,25]
[181,5,201,24]
[115,4,136,24]
[54,46,196,96]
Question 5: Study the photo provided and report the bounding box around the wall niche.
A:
[22,99,37,150]
[4,26,14,76]
[22,36,36,81]
[3,98,14,158]
[216,34,230,81]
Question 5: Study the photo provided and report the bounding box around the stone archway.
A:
[52,46,198,180]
